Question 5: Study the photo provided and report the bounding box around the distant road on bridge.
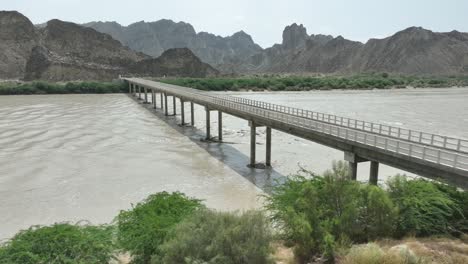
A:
[123,77,468,189]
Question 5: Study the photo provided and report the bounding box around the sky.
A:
[3,0,468,48]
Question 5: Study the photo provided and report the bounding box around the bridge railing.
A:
[209,93,468,154]
[128,79,468,172]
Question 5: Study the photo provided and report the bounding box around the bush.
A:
[155,209,274,264]
[265,161,396,262]
[0,223,114,264]
[116,192,203,264]
[387,175,461,237]
[0,81,126,95]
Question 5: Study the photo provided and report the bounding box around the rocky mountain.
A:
[238,24,468,75]
[84,20,263,68]
[0,11,218,81]
[0,11,39,79]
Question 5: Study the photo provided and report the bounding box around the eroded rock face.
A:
[84,20,263,68]
[128,48,219,77]
[0,11,39,79]
[0,11,219,81]
[234,24,468,75]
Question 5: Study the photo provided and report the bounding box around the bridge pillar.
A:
[344,151,367,181]
[128,82,131,94]
[249,121,256,167]
[173,96,177,115]
[153,90,156,109]
[205,107,211,140]
[138,85,141,100]
[144,87,148,103]
[218,111,223,141]
[369,161,379,185]
[190,102,195,126]
[164,93,168,116]
[266,127,272,167]
[181,99,185,125]
[160,92,163,109]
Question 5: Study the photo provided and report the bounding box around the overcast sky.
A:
[3,0,468,48]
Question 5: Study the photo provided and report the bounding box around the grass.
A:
[0,81,127,95]
[158,74,468,91]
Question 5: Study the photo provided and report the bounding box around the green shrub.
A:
[265,161,396,263]
[0,223,114,264]
[116,192,203,264]
[0,81,126,95]
[433,183,468,234]
[387,175,461,237]
[155,209,274,264]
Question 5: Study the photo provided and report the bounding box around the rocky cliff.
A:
[84,20,263,68]
[0,11,218,81]
[237,24,468,75]
[0,11,39,79]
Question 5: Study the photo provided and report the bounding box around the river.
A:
[1,87,467,239]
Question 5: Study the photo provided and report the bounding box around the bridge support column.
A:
[344,151,367,181]
[181,99,185,125]
[190,102,195,126]
[218,111,222,141]
[173,96,177,115]
[164,93,168,116]
[144,87,148,103]
[249,121,256,167]
[128,82,131,94]
[369,161,379,185]
[153,90,156,109]
[205,107,211,140]
[266,127,272,167]
[138,85,141,100]
[160,92,163,109]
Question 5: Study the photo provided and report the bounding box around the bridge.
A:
[123,77,468,189]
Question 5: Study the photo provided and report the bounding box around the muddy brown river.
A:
[1,87,468,239]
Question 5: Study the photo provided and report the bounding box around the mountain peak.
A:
[282,23,308,50]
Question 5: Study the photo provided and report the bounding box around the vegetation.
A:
[155,209,274,264]
[0,81,127,95]
[265,161,397,262]
[0,223,114,264]
[159,74,468,91]
[387,175,463,237]
[0,165,467,263]
[115,192,203,264]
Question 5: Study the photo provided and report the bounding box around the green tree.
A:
[116,192,203,264]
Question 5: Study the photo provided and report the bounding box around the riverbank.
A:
[0,81,126,95]
[158,74,468,91]
[1,74,468,95]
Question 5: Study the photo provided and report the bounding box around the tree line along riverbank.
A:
[1,74,468,95]
[1,162,467,264]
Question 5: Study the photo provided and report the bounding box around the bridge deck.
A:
[124,77,468,188]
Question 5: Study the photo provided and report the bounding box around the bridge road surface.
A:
[124,77,468,189]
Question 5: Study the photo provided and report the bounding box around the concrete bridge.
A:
[123,77,468,189]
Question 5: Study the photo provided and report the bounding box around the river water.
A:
[1,88,467,239]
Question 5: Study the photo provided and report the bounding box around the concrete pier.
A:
[266,127,272,167]
[144,87,148,103]
[181,99,185,125]
[205,107,211,140]
[152,90,156,109]
[173,96,176,115]
[218,111,222,141]
[190,102,195,126]
[138,85,141,100]
[160,93,163,109]
[369,161,379,185]
[164,93,168,116]
[250,121,256,167]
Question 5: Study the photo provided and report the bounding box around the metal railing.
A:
[127,79,468,172]
[206,93,468,154]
